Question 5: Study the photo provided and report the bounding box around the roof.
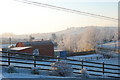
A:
[23,40,54,46]
[10,46,31,51]
[54,50,65,52]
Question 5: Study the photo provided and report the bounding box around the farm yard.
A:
[0,40,120,79]
[0,0,119,79]
[0,51,119,79]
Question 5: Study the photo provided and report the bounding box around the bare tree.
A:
[29,36,35,42]
[51,33,57,41]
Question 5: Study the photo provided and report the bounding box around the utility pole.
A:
[9,37,12,45]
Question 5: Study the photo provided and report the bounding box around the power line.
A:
[16,0,118,22]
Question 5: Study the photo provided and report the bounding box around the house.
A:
[10,40,54,57]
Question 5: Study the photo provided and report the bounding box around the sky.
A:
[0,0,118,35]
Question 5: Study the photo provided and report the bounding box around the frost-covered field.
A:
[0,53,119,79]
[1,68,76,78]
[97,41,119,50]
[68,54,119,77]
[1,41,119,79]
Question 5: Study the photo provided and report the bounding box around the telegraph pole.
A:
[9,37,12,45]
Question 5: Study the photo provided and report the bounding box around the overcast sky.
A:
[0,0,118,35]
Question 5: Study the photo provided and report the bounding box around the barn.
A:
[10,40,54,57]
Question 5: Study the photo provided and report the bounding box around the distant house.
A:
[10,40,54,57]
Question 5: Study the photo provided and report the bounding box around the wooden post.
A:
[81,59,83,69]
[102,62,104,75]
[97,57,98,60]
[57,56,60,62]
[8,52,10,65]
[34,55,36,67]
[91,57,92,60]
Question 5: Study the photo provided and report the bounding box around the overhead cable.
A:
[16,0,118,22]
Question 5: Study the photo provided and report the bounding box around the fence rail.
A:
[0,51,120,78]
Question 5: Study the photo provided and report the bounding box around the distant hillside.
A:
[1,26,118,44]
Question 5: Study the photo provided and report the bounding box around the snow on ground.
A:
[97,41,120,50]
[67,54,103,61]
[2,73,76,78]
[2,72,76,78]
[0,53,119,79]
[1,67,79,79]
[0,66,3,80]
[1,66,106,79]
[67,53,119,78]
[1,40,119,79]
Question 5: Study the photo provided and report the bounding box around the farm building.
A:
[10,40,54,57]
[54,50,67,59]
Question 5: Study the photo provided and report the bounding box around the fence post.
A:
[34,55,36,67]
[8,52,10,65]
[91,57,92,60]
[97,57,98,60]
[57,56,60,62]
[102,62,104,75]
[81,59,83,69]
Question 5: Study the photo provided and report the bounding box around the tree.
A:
[29,36,35,42]
[58,27,117,52]
[51,33,57,41]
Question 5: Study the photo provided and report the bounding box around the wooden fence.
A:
[0,51,120,78]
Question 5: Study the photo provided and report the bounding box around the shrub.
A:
[31,67,40,75]
[80,68,89,78]
[7,65,17,73]
[50,61,73,77]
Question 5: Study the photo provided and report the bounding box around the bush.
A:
[7,65,17,73]
[80,68,89,78]
[31,67,40,75]
[50,61,73,77]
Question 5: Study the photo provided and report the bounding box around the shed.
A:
[13,40,54,57]
[54,50,67,58]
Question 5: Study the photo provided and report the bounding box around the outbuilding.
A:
[10,40,54,57]
[54,50,67,59]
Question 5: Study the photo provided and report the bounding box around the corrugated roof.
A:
[23,40,53,46]
[10,46,31,51]
[54,50,64,52]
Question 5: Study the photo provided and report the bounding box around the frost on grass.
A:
[7,65,17,73]
[80,68,89,78]
[31,67,40,75]
[50,61,73,77]
[96,50,118,59]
